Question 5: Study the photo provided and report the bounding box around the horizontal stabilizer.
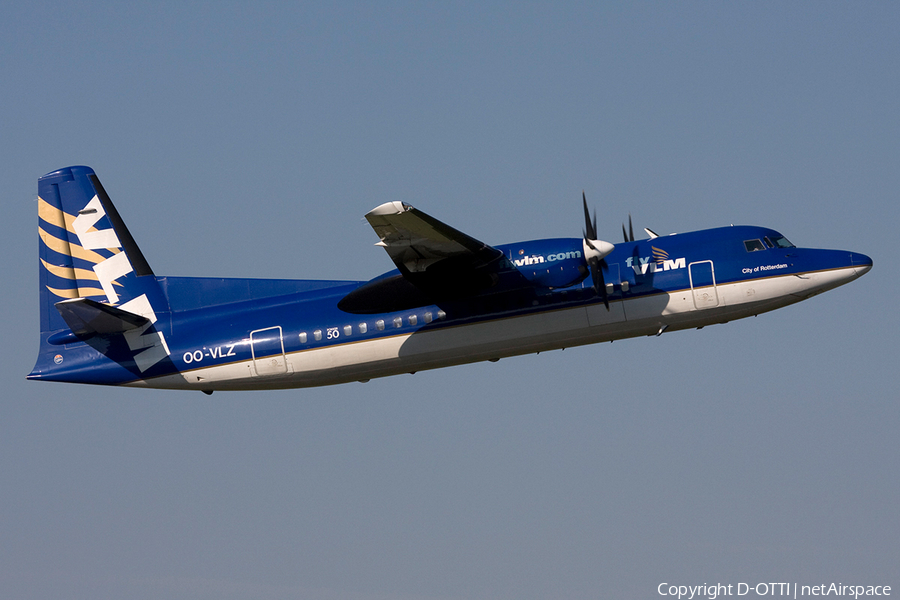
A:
[55,297,149,337]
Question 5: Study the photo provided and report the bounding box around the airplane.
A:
[29,165,872,393]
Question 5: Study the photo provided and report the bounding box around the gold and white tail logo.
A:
[39,195,170,372]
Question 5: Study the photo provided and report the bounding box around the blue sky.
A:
[1,3,897,599]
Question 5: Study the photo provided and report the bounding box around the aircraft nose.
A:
[850,252,873,276]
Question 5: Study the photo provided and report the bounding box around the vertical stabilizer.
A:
[31,166,172,382]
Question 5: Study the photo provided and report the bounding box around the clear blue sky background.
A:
[2,3,897,599]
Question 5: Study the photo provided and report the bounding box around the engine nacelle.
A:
[501,238,590,289]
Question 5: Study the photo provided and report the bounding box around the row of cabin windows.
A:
[297,310,447,345]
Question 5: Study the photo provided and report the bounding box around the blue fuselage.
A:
[29,225,872,391]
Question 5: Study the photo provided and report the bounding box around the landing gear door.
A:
[250,326,289,376]
[689,261,719,309]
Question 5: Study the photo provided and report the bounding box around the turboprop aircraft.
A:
[29,166,872,393]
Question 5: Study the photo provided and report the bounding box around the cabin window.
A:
[313,330,322,341]
[359,322,368,334]
[343,325,352,336]
[424,312,433,323]
[393,316,402,328]
[299,332,307,344]
[744,239,766,252]
[408,315,417,326]
[376,320,385,331]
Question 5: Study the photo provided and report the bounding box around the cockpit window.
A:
[744,239,766,252]
[766,235,795,249]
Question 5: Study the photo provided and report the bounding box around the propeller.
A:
[623,213,659,241]
[581,192,615,310]
[622,214,635,243]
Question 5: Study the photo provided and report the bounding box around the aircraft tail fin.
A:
[32,166,172,380]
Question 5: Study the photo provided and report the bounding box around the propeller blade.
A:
[588,256,609,310]
[622,214,635,242]
[598,267,609,309]
[582,191,596,240]
[581,191,611,311]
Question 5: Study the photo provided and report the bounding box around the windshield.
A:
[766,235,795,249]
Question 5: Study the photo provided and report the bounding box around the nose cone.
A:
[850,252,873,277]
[792,248,872,298]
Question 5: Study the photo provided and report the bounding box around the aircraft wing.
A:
[339,202,528,313]
[365,201,501,273]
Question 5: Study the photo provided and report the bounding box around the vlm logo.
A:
[626,246,686,275]
[512,250,582,267]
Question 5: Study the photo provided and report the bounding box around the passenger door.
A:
[689,261,719,309]
[250,326,289,376]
